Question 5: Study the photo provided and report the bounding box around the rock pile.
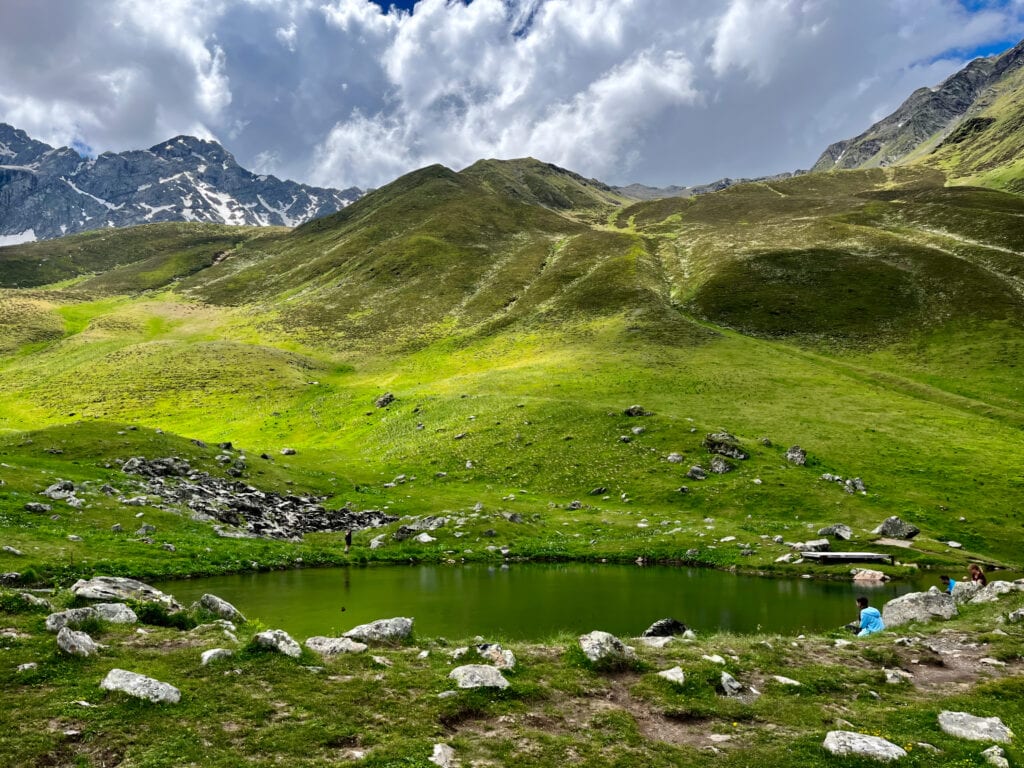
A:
[702,432,750,460]
[120,456,396,540]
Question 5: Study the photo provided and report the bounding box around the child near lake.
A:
[940,575,956,594]
[855,596,885,637]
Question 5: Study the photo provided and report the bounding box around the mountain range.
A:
[0,124,362,243]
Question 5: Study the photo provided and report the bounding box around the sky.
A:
[1,0,1023,190]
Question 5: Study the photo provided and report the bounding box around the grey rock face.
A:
[57,627,100,657]
[93,603,138,624]
[449,664,510,689]
[882,589,957,627]
[822,731,907,761]
[0,123,362,243]
[46,607,100,633]
[305,636,368,655]
[197,593,246,623]
[71,576,181,611]
[819,524,853,540]
[253,629,302,658]
[642,618,688,637]
[578,630,636,664]
[951,581,981,604]
[872,516,920,540]
[100,668,181,704]
[343,617,413,644]
[703,432,749,460]
[938,711,1014,743]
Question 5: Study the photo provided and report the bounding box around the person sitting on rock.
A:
[855,596,885,637]
[940,575,956,594]
[968,563,987,586]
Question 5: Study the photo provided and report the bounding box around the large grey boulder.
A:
[197,593,246,623]
[882,588,957,627]
[253,629,302,658]
[305,636,368,655]
[951,581,981,604]
[100,669,181,704]
[57,627,100,657]
[578,630,636,665]
[970,581,1023,604]
[938,711,1014,743]
[93,603,138,624]
[823,731,907,761]
[46,607,99,633]
[342,617,413,644]
[449,664,510,689]
[872,516,919,539]
[71,576,181,611]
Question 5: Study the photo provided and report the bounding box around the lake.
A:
[157,563,936,640]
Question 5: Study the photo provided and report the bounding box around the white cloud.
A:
[1,0,1023,190]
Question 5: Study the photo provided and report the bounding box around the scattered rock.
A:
[93,603,138,624]
[201,648,233,666]
[970,581,1023,604]
[785,446,807,465]
[796,539,830,552]
[253,629,302,658]
[703,654,726,665]
[449,664,510,689]
[822,731,907,761]
[17,662,37,673]
[305,637,368,655]
[197,594,246,623]
[772,675,801,686]
[719,671,744,697]
[578,630,636,665]
[2,545,23,556]
[476,643,516,669]
[375,393,395,408]
[872,516,918,540]
[280,448,297,455]
[343,617,413,644]
[666,452,684,464]
[623,405,651,417]
[819,524,852,540]
[1007,608,1024,624]
[642,617,688,637]
[24,502,52,514]
[938,711,1013,743]
[429,743,456,768]
[637,636,674,649]
[982,745,1010,768]
[414,532,436,544]
[57,627,100,657]
[658,666,686,685]
[100,669,181,704]
[947,541,963,549]
[18,592,50,609]
[71,577,181,611]
[686,466,707,480]
[709,455,734,474]
[882,589,957,627]
[853,569,889,582]
[884,668,913,685]
[42,480,75,500]
[702,432,749,460]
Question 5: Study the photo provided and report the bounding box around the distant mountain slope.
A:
[813,39,1024,180]
[0,124,362,242]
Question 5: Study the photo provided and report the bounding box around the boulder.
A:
[951,581,981,604]
[852,569,889,582]
[871,516,919,540]
[280,447,296,455]
[476,643,516,670]
[71,576,181,611]
[658,666,686,685]
[882,589,957,628]
[822,731,907,761]
[970,581,1023,604]
[449,664,510,689]
[253,629,302,658]
[703,432,749,460]
[719,671,744,697]
[429,743,456,768]
[2,545,23,556]
[46,607,99,633]
[197,593,246,623]
[1008,608,1024,624]
[785,446,807,465]
[93,603,138,624]
[666,453,684,464]
[772,675,801,686]
[305,636,368,655]
[796,539,831,552]
[375,392,395,408]
[623,405,651,416]
[686,466,707,480]
[24,502,52,513]
[845,477,867,494]
[18,592,50,609]
[57,627,100,657]
[100,669,181,704]
[343,617,413,644]
[414,532,436,544]
[709,455,734,474]
[819,524,852,541]
[43,480,75,500]
[983,746,1010,768]
[642,617,688,637]
[200,648,233,666]
[578,630,636,665]
[938,711,1013,743]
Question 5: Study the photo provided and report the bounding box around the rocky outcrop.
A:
[702,433,749,460]
[0,123,362,243]
[578,631,636,665]
[71,577,181,611]
[822,731,907,761]
[969,581,1024,604]
[305,637,368,655]
[872,516,919,540]
[196,594,246,623]
[343,617,413,644]
[938,711,1014,743]
[882,588,957,627]
[253,630,302,658]
[100,669,181,704]
[120,456,396,540]
[449,664,510,689]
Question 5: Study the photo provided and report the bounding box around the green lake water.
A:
[157,564,938,640]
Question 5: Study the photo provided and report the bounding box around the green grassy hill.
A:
[1,156,1023,583]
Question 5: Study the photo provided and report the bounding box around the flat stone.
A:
[305,636,368,655]
[343,617,413,644]
[657,666,686,685]
[429,743,456,768]
[100,669,180,704]
[200,648,233,666]
[938,711,1014,743]
[71,576,181,611]
[823,731,907,761]
[449,664,509,689]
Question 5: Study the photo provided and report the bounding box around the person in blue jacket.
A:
[940,575,956,594]
[856,596,885,637]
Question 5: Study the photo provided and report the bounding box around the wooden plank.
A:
[801,552,895,564]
